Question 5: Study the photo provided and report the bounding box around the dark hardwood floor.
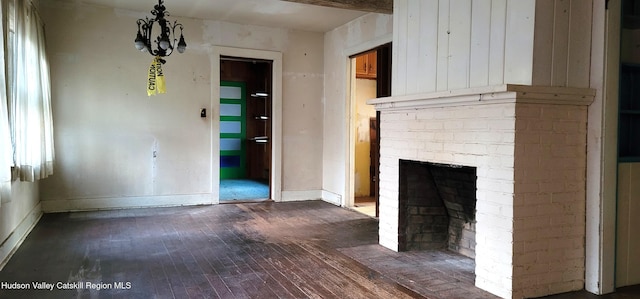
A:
[0,200,637,299]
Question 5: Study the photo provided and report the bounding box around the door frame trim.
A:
[344,34,392,209]
[585,1,618,293]
[211,46,283,203]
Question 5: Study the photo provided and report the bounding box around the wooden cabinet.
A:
[356,51,377,79]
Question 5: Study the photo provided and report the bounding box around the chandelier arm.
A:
[169,21,184,48]
[143,19,155,53]
[136,19,143,32]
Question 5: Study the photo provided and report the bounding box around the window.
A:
[619,65,640,161]
[1,0,54,182]
[620,0,640,162]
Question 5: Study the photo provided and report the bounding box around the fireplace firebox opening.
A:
[398,160,477,258]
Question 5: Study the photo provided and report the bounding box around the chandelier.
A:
[134,0,186,57]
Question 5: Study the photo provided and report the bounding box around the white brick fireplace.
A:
[369,84,594,299]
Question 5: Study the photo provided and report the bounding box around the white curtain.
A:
[0,2,12,204]
[5,0,54,182]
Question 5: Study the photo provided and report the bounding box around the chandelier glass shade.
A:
[134,0,186,57]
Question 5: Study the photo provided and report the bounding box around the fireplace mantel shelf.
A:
[368,84,596,111]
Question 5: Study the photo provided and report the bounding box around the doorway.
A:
[617,0,640,288]
[350,43,391,217]
[219,57,273,202]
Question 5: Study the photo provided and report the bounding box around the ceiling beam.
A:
[281,0,393,14]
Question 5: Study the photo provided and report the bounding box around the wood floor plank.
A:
[2,200,627,299]
[244,243,309,298]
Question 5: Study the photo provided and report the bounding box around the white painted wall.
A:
[0,181,41,268]
[392,0,536,96]
[532,0,593,88]
[392,0,593,92]
[38,1,325,210]
[323,13,392,205]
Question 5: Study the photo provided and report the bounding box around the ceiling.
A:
[57,0,374,32]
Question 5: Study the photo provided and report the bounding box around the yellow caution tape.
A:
[147,56,166,96]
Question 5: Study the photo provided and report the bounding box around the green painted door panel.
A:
[220,81,246,179]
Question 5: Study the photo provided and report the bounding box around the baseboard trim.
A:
[280,190,322,202]
[41,194,214,213]
[0,202,42,270]
[321,190,342,206]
